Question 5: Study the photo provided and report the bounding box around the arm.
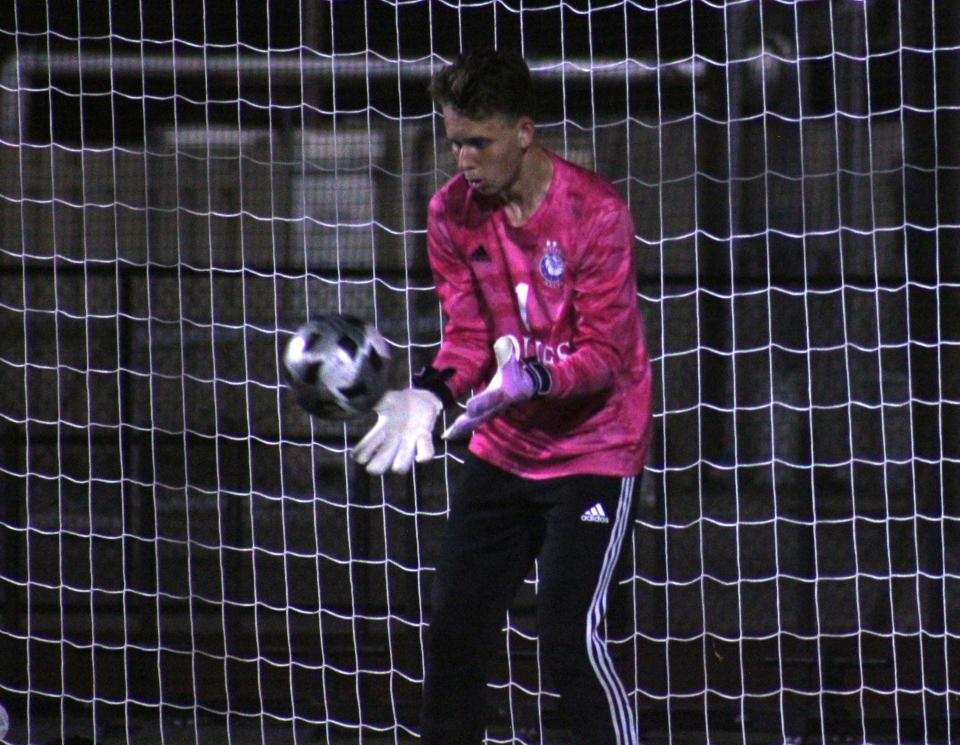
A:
[544,199,640,398]
[422,196,495,402]
[354,194,493,473]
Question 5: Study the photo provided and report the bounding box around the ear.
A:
[516,116,535,150]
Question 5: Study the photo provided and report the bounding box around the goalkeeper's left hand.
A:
[441,336,550,441]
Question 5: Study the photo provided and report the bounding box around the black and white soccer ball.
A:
[282,315,392,420]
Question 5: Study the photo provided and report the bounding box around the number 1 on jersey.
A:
[515,283,531,332]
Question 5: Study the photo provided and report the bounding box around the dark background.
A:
[0,1,958,743]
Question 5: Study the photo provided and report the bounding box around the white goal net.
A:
[0,1,957,744]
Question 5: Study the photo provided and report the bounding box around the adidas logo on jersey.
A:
[470,244,491,262]
[580,503,609,524]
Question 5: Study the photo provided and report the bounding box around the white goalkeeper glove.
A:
[441,335,550,441]
[354,388,444,475]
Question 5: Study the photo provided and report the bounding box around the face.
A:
[441,105,533,198]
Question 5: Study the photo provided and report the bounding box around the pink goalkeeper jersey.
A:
[427,150,652,479]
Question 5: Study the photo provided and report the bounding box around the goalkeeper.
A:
[354,48,652,745]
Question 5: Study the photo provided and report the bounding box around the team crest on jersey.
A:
[539,240,565,287]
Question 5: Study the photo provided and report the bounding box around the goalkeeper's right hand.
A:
[353,388,444,475]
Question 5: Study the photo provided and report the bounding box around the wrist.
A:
[522,358,552,397]
[412,365,456,407]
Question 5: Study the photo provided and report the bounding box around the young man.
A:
[354,49,652,745]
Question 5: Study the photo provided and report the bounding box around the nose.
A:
[457,146,473,172]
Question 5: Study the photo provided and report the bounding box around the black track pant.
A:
[420,455,639,745]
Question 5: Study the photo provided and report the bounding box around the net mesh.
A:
[0,1,957,743]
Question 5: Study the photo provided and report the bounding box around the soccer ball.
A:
[283,315,392,420]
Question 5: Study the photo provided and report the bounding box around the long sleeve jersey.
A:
[427,150,652,479]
